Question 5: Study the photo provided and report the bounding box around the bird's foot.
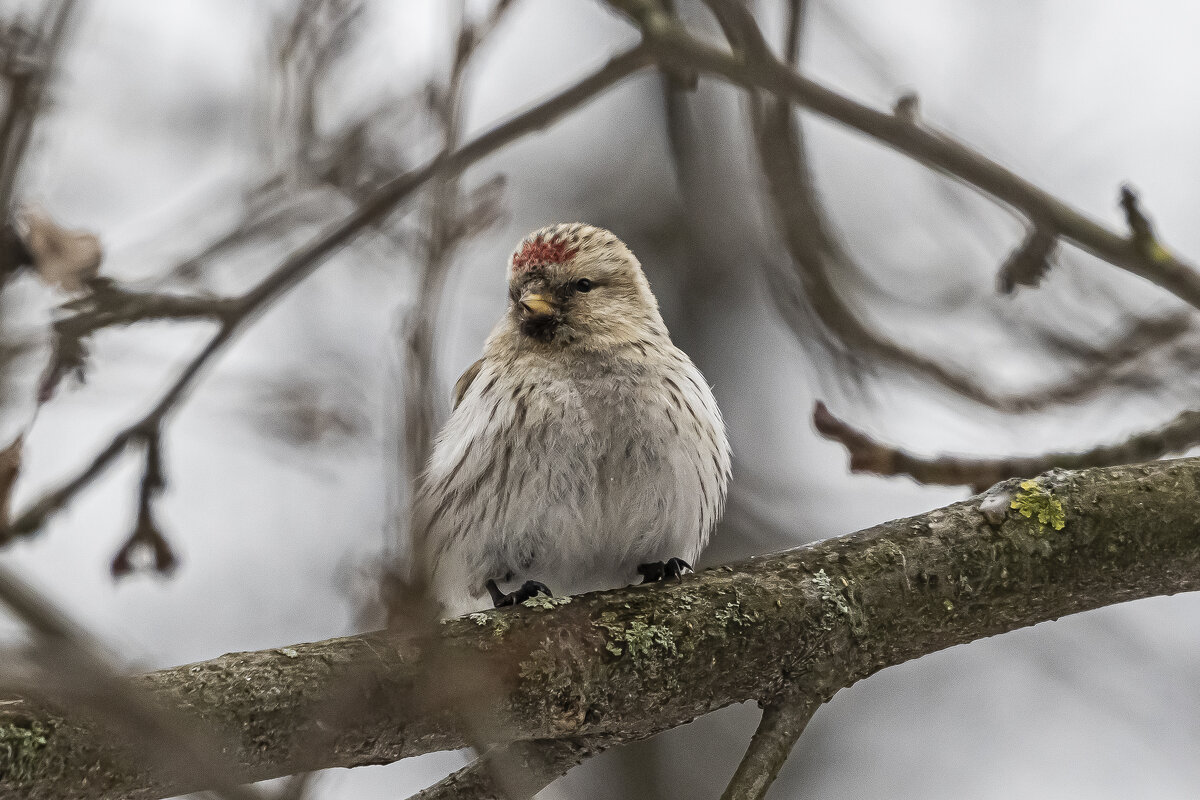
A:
[486,578,553,608]
[638,557,692,584]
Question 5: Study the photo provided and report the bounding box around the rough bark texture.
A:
[4,458,1200,799]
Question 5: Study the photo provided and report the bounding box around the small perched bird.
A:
[412,223,730,617]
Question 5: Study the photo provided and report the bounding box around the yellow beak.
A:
[519,292,556,317]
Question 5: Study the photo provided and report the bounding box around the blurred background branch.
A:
[1,29,651,547]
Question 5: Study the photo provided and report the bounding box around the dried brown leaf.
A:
[19,206,102,291]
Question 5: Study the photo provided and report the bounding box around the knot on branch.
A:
[1120,184,1170,263]
[892,92,920,124]
[997,224,1058,294]
[812,401,898,476]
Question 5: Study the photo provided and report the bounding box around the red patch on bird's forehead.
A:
[511,236,578,273]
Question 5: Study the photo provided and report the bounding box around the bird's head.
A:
[505,223,664,349]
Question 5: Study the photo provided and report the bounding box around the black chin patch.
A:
[520,315,559,341]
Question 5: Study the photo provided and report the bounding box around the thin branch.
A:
[156,174,348,286]
[1119,184,1159,258]
[6,325,233,540]
[397,0,514,537]
[409,737,614,800]
[720,695,818,800]
[235,43,650,317]
[749,22,1016,408]
[694,0,1183,415]
[2,43,651,543]
[1004,312,1196,411]
[608,2,1200,313]
[110,427,176,577]
[0,0,79,213]
[54,285,241,330]
[39,284,237,402]
[813,401,1200,491]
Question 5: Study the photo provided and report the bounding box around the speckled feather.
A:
[412,224,731,617]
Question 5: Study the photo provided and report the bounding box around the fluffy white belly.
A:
[417,352,726,616]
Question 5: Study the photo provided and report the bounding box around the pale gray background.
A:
[3,1,1199,798]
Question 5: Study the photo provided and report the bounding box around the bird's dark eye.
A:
[575,278,593,293]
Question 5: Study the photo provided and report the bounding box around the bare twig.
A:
[691,0,1183,415]
[0,0,79,213]
[397,1,514,538]
[747,2,1021,409]
[1006,312,1197,410]
[606,2,1200,314]
[0,434,21,525]
[409,737,614,800]
[272,0,363,171]
[110,428,177,577]
[3,43,651,543]
[40,284,240,401]
[7,326,233,540]
[721,695,818,800]
[814,401,1200,491]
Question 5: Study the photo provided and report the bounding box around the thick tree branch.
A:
[4,456,1200,798]
[0,564,264,800]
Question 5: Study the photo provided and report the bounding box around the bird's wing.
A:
[452,358,484,410]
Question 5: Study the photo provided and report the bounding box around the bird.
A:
[411,223,731,617]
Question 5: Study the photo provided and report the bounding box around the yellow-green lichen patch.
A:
[1011,480,1066,531]
[1147,240,1172,264]
[0,720,51,785]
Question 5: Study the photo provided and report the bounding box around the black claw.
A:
[487,578,553,608]
[638,557,693,584]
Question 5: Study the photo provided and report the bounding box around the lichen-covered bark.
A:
[4,458,1200,799]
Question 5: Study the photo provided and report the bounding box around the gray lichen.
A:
[522,596,572,610]
[812,569,867,636]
